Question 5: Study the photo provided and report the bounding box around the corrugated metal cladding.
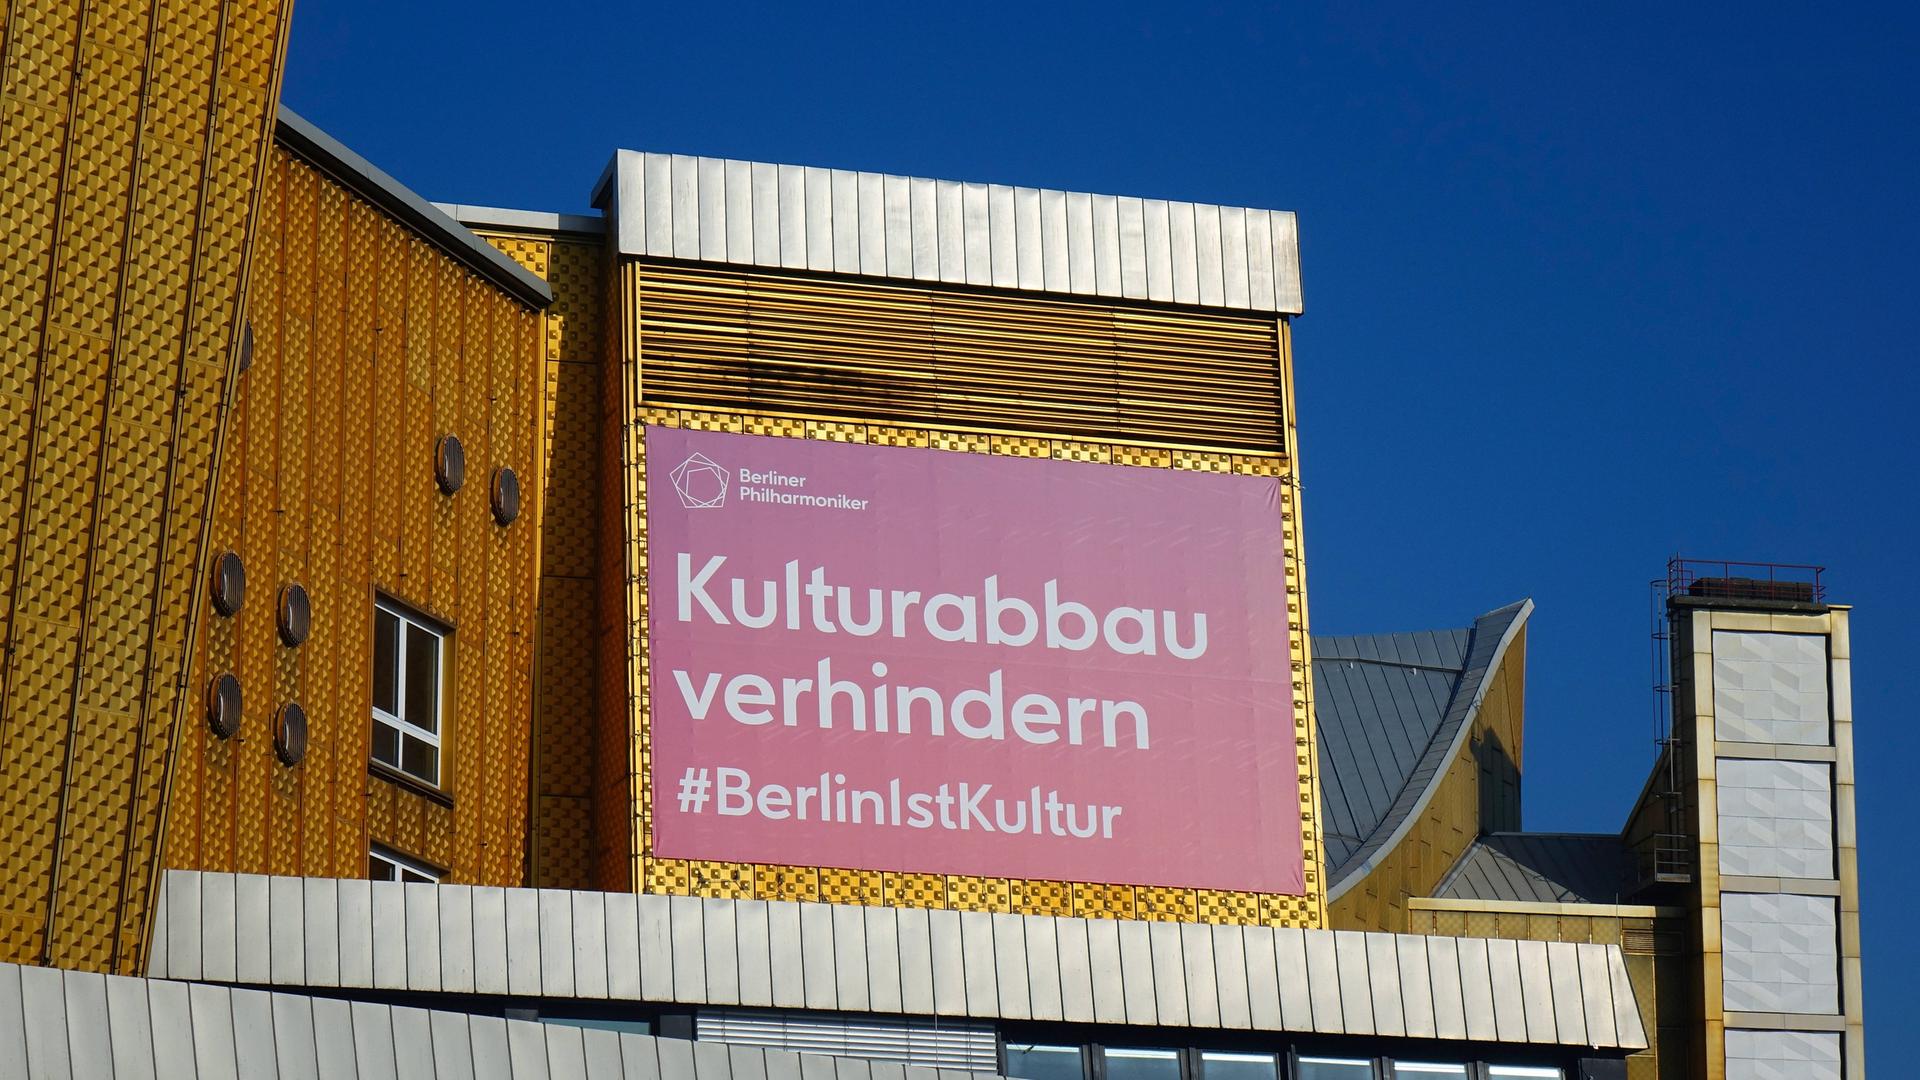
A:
[599,152,1303,315]
[627,263,1286,452]
[149,870,1650,1051]
[0,961,999,1080]
[698,1010,998,1071]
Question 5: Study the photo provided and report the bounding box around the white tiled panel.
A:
[1721,893,1840,1015]
[1725,1029,1842,1080]
[1716,759,1835,880]
[1712,631,1829,745]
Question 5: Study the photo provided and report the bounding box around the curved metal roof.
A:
[1314,600,1533,895]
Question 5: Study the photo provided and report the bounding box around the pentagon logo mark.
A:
[671,453,730,509]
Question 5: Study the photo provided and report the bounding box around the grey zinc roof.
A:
[1314,601,1532,896]
[1434,834,1640,905]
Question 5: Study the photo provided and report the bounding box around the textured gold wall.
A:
[1326,629,1528,931]
[478,228,608,890]
[605,261,1320,921]
[0,0,293,972]
[163,147,545,889]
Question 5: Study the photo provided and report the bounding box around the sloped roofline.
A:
[1325,599,1534,901]
[274,106,553,309]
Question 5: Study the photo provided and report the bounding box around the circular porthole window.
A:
[278,583,311,646]
[275,702,308,766]
[210,551,246,617]
[435,434,466,494]
[206,673,242,739]
[491,466,520,525]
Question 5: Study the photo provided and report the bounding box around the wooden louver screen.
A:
[629,261,1286,452]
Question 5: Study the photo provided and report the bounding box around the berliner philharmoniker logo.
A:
[671,453,730,509]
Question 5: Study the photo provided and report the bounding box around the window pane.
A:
[1103,1048,1181,1080]
[1488,1070,1562,1079]
[1004,1045,1082,1080]
[404,625,438,733]
[372,721,400,768]
[1297,1060,1373,1080]
[1394,1066,1468,1078]
[373,609,398,714]
[402,867,435,884]
[369,853,395,880]
[401,736,439,785]
[1200,1052,1276,1080]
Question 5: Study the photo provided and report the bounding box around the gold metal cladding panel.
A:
[165,149,543,893]
[479,231,607,889]
[0,0,295,972]
[627,260,1286,454]
[620,407,1324,928]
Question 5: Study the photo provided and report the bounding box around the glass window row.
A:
[1006,1043,1566,1080]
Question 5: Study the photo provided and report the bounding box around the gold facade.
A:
[0,13,1739,1071]
[0,0,293,972]
[164,148,546,888]
[477,227,610,890]
[602,257,1325,924]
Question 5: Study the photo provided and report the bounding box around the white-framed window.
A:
[369,844,441,883]
[372,596,445,786]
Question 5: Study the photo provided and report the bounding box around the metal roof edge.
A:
[147,870,1649,1051]
[436,202,605,237]
[0,959,1002,1080]
[589,152,617,210]
[1430,838,1481,900]
[1326,599,1535,901]
[597,149,1303,315]
[1407,896,1685,919]
[274,106,553,309]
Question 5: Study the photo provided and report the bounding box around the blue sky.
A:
[286,1,1916,1056]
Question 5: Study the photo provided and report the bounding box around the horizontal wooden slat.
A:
[629,261,1285,452]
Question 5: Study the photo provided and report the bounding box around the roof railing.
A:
[1666,557,1826,606]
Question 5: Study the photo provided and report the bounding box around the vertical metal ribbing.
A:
[127,0,296,974]
[2,0,100,968]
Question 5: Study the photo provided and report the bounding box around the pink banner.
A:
[644,425,1303,894]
